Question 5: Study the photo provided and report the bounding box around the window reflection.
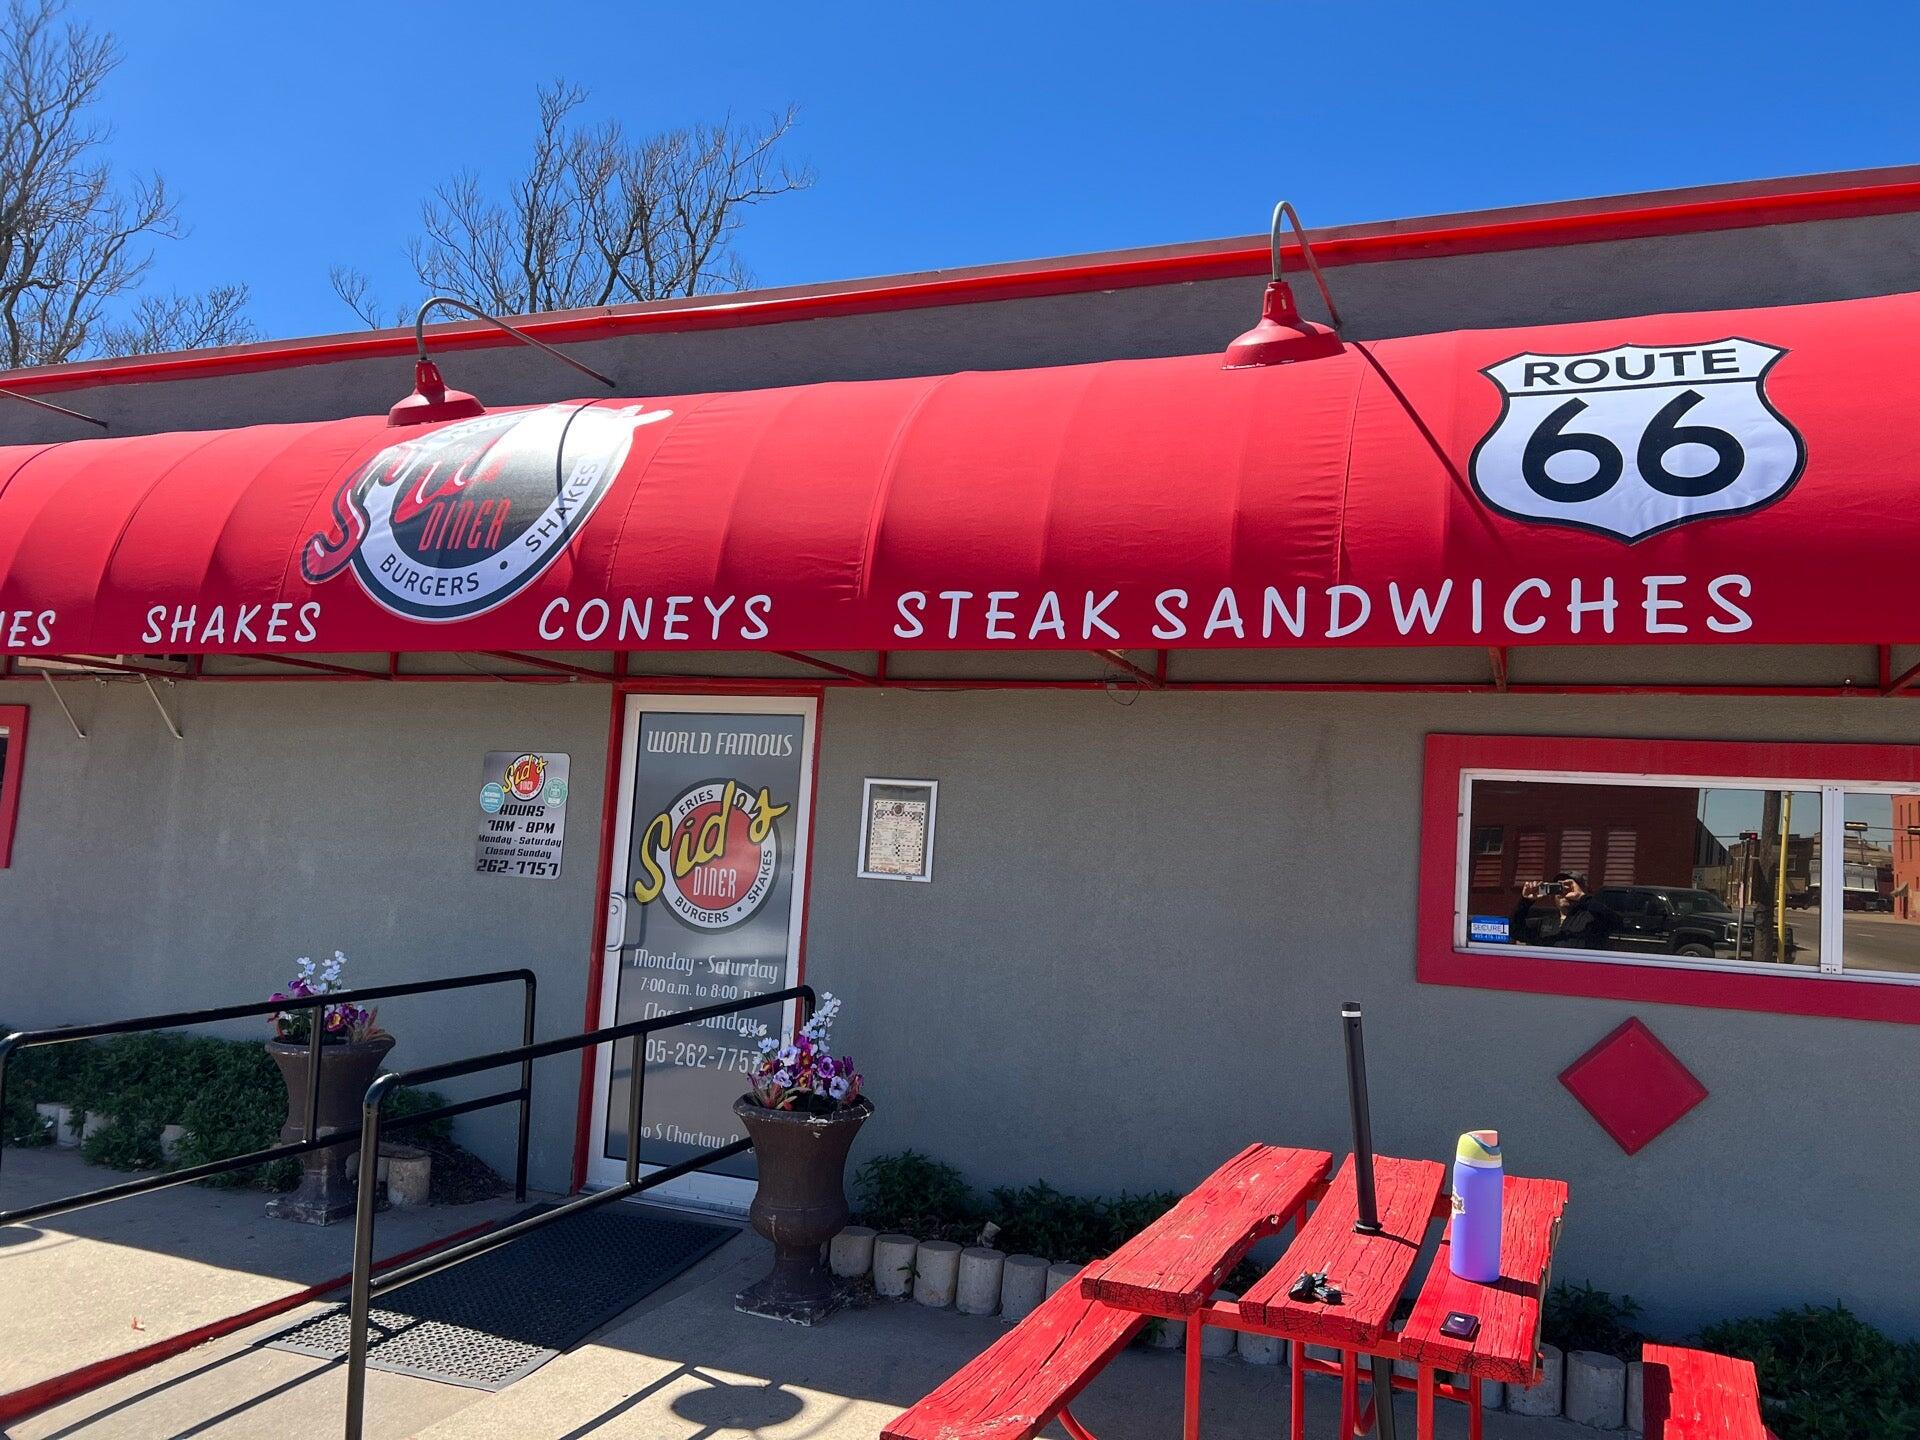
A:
[1839,793,1920,974]
[1464,780,1820,968]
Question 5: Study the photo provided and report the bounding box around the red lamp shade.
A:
[388,358,485,426]
[1222,280,1342,368]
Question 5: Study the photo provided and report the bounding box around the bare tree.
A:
[99,282,256,355]
[0,0,252,365]
[331,83,810,327]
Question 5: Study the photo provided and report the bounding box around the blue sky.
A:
[86,0,1920,343]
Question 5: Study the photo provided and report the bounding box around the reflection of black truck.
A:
[1596,886,1795,959]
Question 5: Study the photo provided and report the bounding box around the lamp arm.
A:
[1268,202,1343,330]
[413,296,616,390]
[0,385,107,429]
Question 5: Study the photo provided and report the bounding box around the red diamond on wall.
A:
[1559,1018,1707,1155]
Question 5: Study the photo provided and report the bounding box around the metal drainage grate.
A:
[270,1203,736,1390]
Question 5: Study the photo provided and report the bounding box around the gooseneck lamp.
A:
[1222,201,1344,368]
[388,296,618,427]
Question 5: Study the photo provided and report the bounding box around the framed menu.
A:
[859,778,938,882]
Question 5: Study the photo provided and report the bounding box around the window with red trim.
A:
[1419,734,1920,1024]
[0,705,26,869]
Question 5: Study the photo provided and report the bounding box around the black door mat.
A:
[267,1203,737,1390]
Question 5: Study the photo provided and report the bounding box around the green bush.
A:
[853,1150,981,1241]
[1544,1280,1643,1359]
[989,1182,1184,1265]
[853,1152,1195,1272]
[171,1039,302,1189]
[3,1091,52,1146]
[2,1028,493,1198]
[2,1025,102,1144]
[1699,1304,1920,1440]
[383,1084,457,1146]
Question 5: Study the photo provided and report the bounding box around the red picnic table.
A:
[1083,1142,1568,1440]
[885,1140,1567,1440]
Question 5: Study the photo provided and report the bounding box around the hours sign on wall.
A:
[475,751,570,879]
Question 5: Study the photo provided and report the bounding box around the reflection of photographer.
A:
[1511,871,1617,948]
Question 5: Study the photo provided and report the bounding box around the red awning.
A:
[0,290,1912,656]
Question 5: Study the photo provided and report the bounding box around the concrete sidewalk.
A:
[410,1237,1592,1440]
[10,1215,1592,1440]
[0,1147,533,1399]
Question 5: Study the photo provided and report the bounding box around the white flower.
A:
[771,1068,793,1088]
[827,1076,850,1100]
[757,1036,778,1055]
[778,1045,800,1068]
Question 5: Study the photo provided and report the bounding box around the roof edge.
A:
[8,163,1920,396]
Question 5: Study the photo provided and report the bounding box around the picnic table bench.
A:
[887,1138,1568,1440]
[884,1144,1329,1440]
[881,1278,1143,1440]
[1641,1344,1771,1439]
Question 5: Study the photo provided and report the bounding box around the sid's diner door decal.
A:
[588,696,816,1205]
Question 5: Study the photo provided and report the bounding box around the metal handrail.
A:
[343,983,816,1440]
[0,968,537,1228]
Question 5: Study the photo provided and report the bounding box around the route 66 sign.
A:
[1469,339,1804,542]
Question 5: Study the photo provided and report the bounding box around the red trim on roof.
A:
[6,167,1920,396]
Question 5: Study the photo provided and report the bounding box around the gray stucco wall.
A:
[3,673,1917,1334]
[801,686,1920,1340]
[0,679,607,1191]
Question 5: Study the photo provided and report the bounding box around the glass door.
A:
[587,694,817,1208]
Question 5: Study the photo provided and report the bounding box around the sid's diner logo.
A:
[302,403,671,622]
[503,753,548,801]
[633,779,791,931]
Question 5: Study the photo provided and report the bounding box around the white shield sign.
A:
[1469,339,1804,542]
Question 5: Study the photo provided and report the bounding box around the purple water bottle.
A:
[1449,1130,1504,1282]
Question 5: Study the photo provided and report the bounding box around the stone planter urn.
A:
[265,1035,395,1224]
[732,1093,872,1324]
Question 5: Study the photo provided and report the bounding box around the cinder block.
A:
[1304,1343,1341,1367]
[1200,1291,1236,1358]
[830,1225,876,1279]
[1045,1262,1082,1297]
[82,1111,109,1141]
[914,1240,961,1308]
[1567,1350,1627,1429]
[1238,1331,1285,1366]
[999,1254,1048,1321]
[1480,1377,1505,1411]
[385,1146,431,1208]
[957,1247,1004,1314]
[159,1124,187,1163]
[1626,1360,1644,1434]
[873,1233,918,1298]
[34,1104,72,1146]
[1506,1344,1565,1418]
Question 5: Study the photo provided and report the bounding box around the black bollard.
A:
[1341,1002,1382,1236]
[1341,1003,1398,1440]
